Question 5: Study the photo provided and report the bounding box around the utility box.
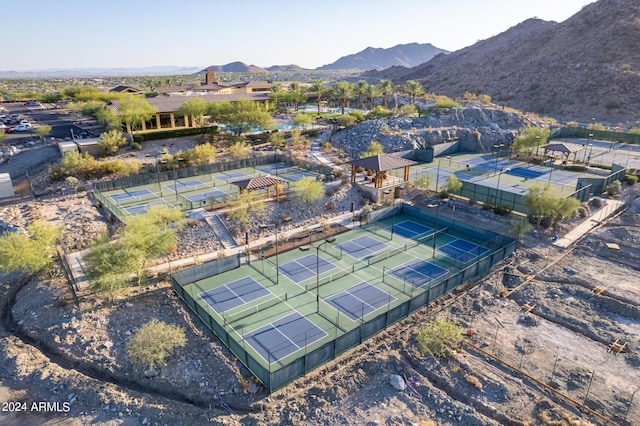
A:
[0,173,15,198]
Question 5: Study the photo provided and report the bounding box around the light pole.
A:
[435,159,441,194]
[315,237,336,312]
[428,199,448,258]
[587,143,593,166]
[273,223,280,285]
[173,157,184,201]
[495,168,510,207]
[494,144,504,174]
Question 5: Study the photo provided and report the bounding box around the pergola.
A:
[348,154,417,187]
[540,142,583,164]
[231,176,286,198]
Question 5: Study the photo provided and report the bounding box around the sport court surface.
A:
[180,212,504,368]
[98,163,322,218]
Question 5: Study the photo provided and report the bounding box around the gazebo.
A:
[348,154,417,202]
[231,176,286,198]
[540,142,583,164]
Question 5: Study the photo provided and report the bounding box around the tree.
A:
[413,174,431,191]
[35,124,52,143]
[269,83,284,111]
[445,175,463,196]
[227,190,265,225]
[190,142,216,165]
[65,176,80,193]
[0,221,61,275]
[416,319,463,359]
[507,218,533,238]
[176,97,207,129]
[228,139,251,160]
[512,127,550,158]
[378,80,393,109]
[331,81,354,115]
[60,151,101,177]
[209,100,273,135]
[269,131,285,148]
[587,122,606,131]
[333,114,357,127]
[523,184,580,226]
[360,140,385,158]
[0,130,7,145]
[287,82,306,111]
[308,80,327,114]
[292,113,313,129]
[118,94,157,133]
[126,319,186,368]
[293,177,324,203]
[97,129,128,156]
[403,80,424,101]
[95,108,122,131]
[354,80,369,110]
[364,84,381,110]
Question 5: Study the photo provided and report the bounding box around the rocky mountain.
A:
[317,43,449,71]
[365,0,640,125]
[265,64,308,72]
[202,62,268,73]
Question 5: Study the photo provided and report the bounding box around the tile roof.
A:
[541,143,583,153]
[348,154,417,171]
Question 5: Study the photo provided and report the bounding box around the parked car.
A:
[3,127,14,133]
[13,124,30,132]
[19,120,31,127]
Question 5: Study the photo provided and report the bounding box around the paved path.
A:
[553,199,626,248]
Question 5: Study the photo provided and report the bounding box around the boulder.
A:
[389,374,406,391]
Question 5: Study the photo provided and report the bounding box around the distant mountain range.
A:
[364,0,640,124]
[0,43,449,78]
[317,43,449,71]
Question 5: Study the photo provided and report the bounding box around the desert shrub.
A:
[131,142,142,150]
[434,99,462,109]
[605,180,622,196]
[325,186,337,197]
[540,216,553,228]
[359,204,374,221]
[77,185,86,192]
[577,206,589,218]
[325,201,337,212]
[590,197,603,208]
[565,165,587,172]
[482,202,495,211]
[126,319,186,368]
[625,175,638,185]
[416,319,462,359]
[493,206,512,216]
[507,218,532,238]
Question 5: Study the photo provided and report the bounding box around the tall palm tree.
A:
[269,83,284,111]
[331,82,354,115]
[378,80,393,109]
[364,84,381,111]
[354,80,369,110]
[308,80,327,115]
[288,82,306,111]
[403,80,424,102]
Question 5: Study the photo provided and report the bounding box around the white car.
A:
[13,124,30,132]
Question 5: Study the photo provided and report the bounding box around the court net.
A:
[304,266,353,292]
[381,266,417,296]
[223,292,288,326]
[366,228,448,267]
[116,191,163,206]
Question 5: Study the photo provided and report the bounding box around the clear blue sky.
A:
[3,0,594,71]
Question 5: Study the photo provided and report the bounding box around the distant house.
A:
[109,85,141,94]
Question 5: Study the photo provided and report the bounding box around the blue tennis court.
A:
[281,171,317,182]
[199,277,270,314]
[223,171,251,179]
[245,312,327,363]
[165,179,207,192]
[256,164,292,174]
[326,282,395,321]
[387,220,433,239]
[124,200,172,215]
[279,254,335,283]
[183,189,228,204]
[505,167,545,179]
[438,238,490,263]
[338,236,388,259]
[389,259,448,288]
[110,189,155,203]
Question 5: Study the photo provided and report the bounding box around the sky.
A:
[2,0,595,71]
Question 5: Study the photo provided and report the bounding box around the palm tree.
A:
[288,82,306,111]
[269,83,284,111]
[331,82,354,115]
[364,84,381,111]
[354,80,369,110]
[403,80,424,102]
[378,80,393,109]
[308,80,327,115]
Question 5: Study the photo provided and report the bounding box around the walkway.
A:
[553,199,626,248]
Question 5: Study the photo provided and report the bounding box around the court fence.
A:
[555,127,640,145]
[171,203,516,392]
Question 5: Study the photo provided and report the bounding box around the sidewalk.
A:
[553,199,625,248]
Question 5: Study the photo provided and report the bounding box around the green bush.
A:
[590,197,603,208]
[126,319,186,368]
[482,202,495,211]
[605,180,622,196]
[625,175,638,185]
[416,319,462,359]
[433,99,462,109]
[131,142,142,150]
[132,126,217,142]
[493,206,512,216]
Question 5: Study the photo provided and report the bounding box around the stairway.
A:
[204,212,239,249]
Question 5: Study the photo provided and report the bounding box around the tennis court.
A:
[123,200,173,215]
[110,189,157,204]
[245,312,327,364]
[337,235,389,259]
[183,189,228,204]
[199,277,270,314]
[172,205,517,391]
[326,282,395,321]
[164,179,208,193]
